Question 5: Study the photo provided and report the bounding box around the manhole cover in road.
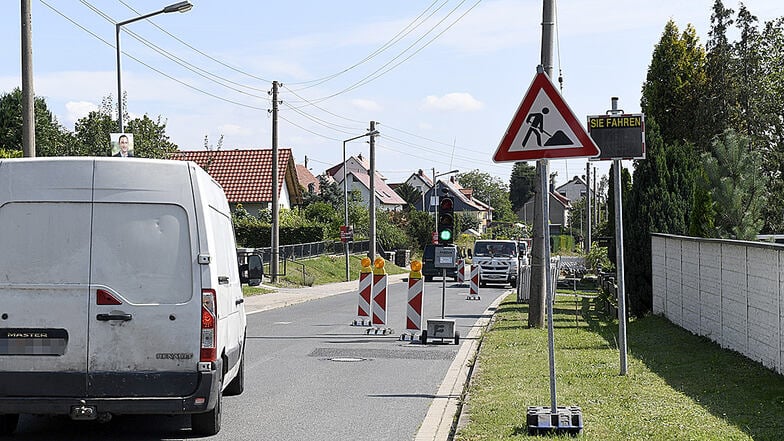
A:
[329,357,367,362]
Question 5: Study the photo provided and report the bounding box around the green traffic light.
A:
[439,229,452,241]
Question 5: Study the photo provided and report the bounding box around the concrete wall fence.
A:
[652,233,784,375]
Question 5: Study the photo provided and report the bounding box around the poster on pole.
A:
[110,133,134,158]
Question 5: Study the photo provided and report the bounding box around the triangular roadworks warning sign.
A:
[493,71,600,162]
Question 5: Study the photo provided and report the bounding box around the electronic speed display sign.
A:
[587,113,645,160]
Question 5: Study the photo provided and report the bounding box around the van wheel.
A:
[0,414,19,435]
[192,387,222,435]
[225,353,245,396]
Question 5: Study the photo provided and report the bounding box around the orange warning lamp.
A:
[410,260,422,272]
[374,257,385,269]
[361,257,371,268]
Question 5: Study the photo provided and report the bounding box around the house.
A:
[415,176,493,233]
[518,188,571,229]
[556,175,593,202]
[325,154,406,211]
[173,148,303,215]
[403,169,433,196]
[295,163,320,195]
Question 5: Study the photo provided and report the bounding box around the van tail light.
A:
[97,289,122,305]
[200,289,217,362]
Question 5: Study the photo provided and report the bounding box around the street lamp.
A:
[342,129,378,281]
[115,1,192,132]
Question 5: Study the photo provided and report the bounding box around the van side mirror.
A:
[247,254,263,286]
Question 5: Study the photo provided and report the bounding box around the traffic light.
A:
[437,197,455,244]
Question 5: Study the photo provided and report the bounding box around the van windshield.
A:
[474,242,516,257]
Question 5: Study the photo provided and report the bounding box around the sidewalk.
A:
[241,275,507,441]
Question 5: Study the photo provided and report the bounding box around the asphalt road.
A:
[8,278,508,441]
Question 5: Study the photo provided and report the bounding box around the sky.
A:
[2,0,783,188]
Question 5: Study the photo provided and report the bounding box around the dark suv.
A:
[422,244,458,282]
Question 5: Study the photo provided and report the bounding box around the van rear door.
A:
[0,160,94,397]
[86,161,202,397]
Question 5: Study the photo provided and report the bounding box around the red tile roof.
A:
[173,149,293,203]
[295,163,320,193]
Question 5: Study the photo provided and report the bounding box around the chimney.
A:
[357,153,363,161]
[304,155,308,169]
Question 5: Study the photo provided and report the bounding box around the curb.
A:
[414,290,510,441]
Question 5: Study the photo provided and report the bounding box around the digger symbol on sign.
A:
[522,107,573,149]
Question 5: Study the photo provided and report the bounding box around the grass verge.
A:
[271,254,408,287]
[455,291,784,441]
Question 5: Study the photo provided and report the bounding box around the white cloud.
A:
[421,92,483,112]
[64,101,98,126]
[218,123,253,136]
[351,98,382,112]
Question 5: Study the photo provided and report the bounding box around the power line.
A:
[286,0,482,105]
[115,0,274,85]
[39,0,268,111]
[288,0,447,89]
[81,1,271,101]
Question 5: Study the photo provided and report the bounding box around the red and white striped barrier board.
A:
[371,272,389,332]
[467,264,480,300]
[406,275,424,334]
[457,259,465,285]
[354,270,372,325]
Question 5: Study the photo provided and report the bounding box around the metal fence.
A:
[517,256,561,303]
[236,240,386,281]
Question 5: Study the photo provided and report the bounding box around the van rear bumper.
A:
[0,362,222,416]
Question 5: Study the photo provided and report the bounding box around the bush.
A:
[233,216,324,248]
[551,234,574,253]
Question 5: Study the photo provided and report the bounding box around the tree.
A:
[404,209,435,249]
[688,168,716,237]
[702,130,766,240]
[456,170,514,221]
[756,17,784,232]
[0,88,75,155]
[509,161,536,212]
[700,0,738,149]
[626,119,698,316]
[605,163,632,265]
[393,182,422,211]
[125,115,178,159]
[641,21,707,147]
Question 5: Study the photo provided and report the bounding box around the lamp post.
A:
[342,128,379,281]
[115,1,192,132]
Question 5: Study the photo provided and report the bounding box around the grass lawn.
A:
[455,291,784,441]
[271,254,409,287]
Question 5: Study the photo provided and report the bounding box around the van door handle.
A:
[218,276,230,285]
[235,298,244,305]
[97,313,133,322]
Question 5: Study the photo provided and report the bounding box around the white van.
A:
[0,158,248,436]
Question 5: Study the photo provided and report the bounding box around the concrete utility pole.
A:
[21,0,36,157]
[528,0,554,329]
[368,120,377,262]
[271,81,280,282]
